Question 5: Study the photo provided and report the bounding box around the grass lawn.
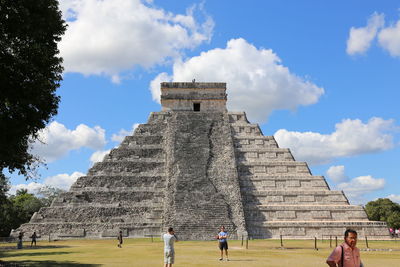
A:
[1,238,400,266]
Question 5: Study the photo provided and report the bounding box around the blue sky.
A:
[9,0,400,205]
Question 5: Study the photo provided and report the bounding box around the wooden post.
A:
[151,235,154,243]
[48,233,51,242]
[314,237,318,250]
[246,237,249,249]
[280,235,283,247]
[329,235,332,248]
[241,235,243,247]
[335,236,338,247]
[365,236,369,248]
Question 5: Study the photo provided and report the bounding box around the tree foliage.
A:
[387,211,400,229]
[0,187,64,236]
[0,0,66,180]
[365,198,400,228]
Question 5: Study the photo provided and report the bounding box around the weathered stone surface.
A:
[14,82,388,240]
[229,111,388,239]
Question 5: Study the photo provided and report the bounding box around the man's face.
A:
[345,232,357,248]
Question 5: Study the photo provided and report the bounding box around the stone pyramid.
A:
[15,82,388,240]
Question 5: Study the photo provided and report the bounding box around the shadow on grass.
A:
[0,260,100,267]
[227,259,257,262]
[1,251,72,258]
[0,247,77,265]
[0,246,71,251]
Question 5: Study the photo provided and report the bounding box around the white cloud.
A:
[275,117,395,165]
[111,123,140,143]
[326,165,348,183]
[346,12,384,55]
[90,149,111,164]
[378,20,400,57]
[337,175,385,203]
[150,72,171,103]
[59,0,214,81]
[43,172,85,190]
[150,38,324,123]
[9,182,43,196]
[9,172,85,195]
[31,121,106,162]
[387,194,400,204]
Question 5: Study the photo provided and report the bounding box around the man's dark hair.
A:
[168,227,174,232]
[344,229,358,238]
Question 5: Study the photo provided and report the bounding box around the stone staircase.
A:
[161,111,247,240]
[228,111,388,239]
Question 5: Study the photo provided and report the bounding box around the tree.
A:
[0,186,64,236]
[11,189,43,222]
[0,0,66,181]
[37,185,65,206]
[0,176,14,236]
[365,198,400,228]
[387,211,400,229]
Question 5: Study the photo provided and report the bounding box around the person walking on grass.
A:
[30,231,37,247]
[117,230,123,248]
[326,229,364,267]
[163,227,178,267]
[17,232,23,249]
[217,226,229,261]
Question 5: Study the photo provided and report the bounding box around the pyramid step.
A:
[71,175,166,189]
[233,136,278,148]
[238,162,310,175]
[239,177,329,190]
[241,190,348,204]
[88,161,165,176]
[53,191,164,206]
[33,206,161,223]
[228,112,249,124]
[241,190,343,195]
[134,123,168,136]
[105,147,165,161]
[121,135,164,146]
[244,205,368,222]
[230,124,263,136]
[147,111,172,123]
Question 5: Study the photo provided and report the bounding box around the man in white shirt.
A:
[163,227,178,267]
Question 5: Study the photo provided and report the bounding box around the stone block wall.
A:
[228,112,389,239]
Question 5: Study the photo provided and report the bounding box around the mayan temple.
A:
[15,82,388,240]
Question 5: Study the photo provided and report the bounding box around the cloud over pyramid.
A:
[16,82,388,240]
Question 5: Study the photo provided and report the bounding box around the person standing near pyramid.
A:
[217,226,229,261]
[326,229,364,267]
[117,231,123,248]
[30,231,37,247]
[163,227,178,267]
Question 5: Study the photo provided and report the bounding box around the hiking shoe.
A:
[219,258,223,261]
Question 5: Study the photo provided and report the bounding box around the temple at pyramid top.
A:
[160,82,227,112]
